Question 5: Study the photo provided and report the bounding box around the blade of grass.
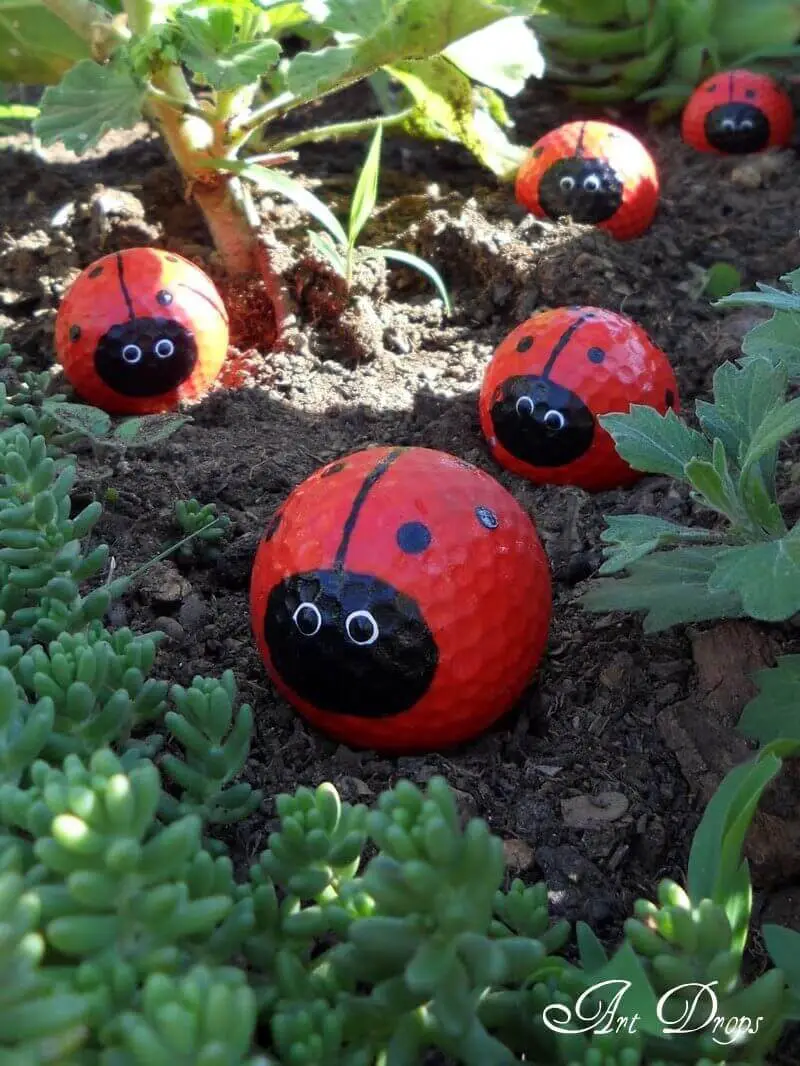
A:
[348,123,383,248]
[363,247,452,315]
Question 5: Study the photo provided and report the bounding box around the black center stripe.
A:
[541,313,594,378]
[334,448,404,568]
[116,253,136,321]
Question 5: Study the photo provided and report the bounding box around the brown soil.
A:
[3,81,800,1059]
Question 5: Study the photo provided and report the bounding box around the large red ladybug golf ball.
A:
[515,120,659,241]
[479,307,679,492]
[249,446,552,753]
[681,70,794,155]
[55,247,229,415]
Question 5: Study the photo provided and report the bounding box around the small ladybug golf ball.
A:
[515,120,659,241]
[55,247,229,415]
[249,446,552,753]
[681,70,794,155]
[479,307,678,492]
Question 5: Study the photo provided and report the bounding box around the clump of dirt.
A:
[3,83,800,1062]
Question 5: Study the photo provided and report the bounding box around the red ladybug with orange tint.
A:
[681,70,794,155]
[55,247,229,415]
[515,120,659,241]
[249,446,552,753]
[479,307,678,492]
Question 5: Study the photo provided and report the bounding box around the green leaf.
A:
[741,394,800,473]
[685,439,742,521]
[362,247,452,313]
[33,58,146,154]
[708,531,800,621]
[740,312,800,380]
[701,262,742,300]
[177,10,282,89]
[0,0,90,84]
[596,514,720,576]
[348,123,383,248]
[46,403,112,440]
[598,405,712,480]
[575,922,607,973]
[687,752,782,905]
[443,15,544,96]
[587,941,662,1036]
[210,159,348,245]
[285,43,357,96]
[715,281,800,315]
[307,229,347,275]
[763,924,800,993]
[695,356,787,469]
[581,546,744,632]
[0,102,39,120]
[737,656,800,744]
[112,415,190,447]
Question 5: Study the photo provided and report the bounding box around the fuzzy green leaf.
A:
[177,10,282,88]
[33,58,146,154]
[740,312,800,379]
[708,531,800,622]
[581,546,744,632]
[694,356,786,469]
[599,405,712,480]
[686,440,742,522]
[44,403,112,440]
[112,415,190,448]
[595,514,720,576]
[738,656,800,744]
[442,15,544,96]
[741,395,800,473]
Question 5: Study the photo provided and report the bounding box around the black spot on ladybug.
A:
[517,336,534,353]
[476,506,498,530]
[538,157,623,225]
[745,88,756,99]
[587,347,606,364]
[156,289,173,306]
[396,521,431,554]
[69,325,81,342]
[704,102,769,153]
[264,569,439,718]
[706,82,718,92]
[320,461,346,478]
[94,317,197,397]
[665,389,675,408]
[491,374,596,467]
[89,266,103,279]
[263,512,282,543]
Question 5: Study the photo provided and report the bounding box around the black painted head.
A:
[538,157,623,224]
[490,374,595,467]
[704,102,769,153]
[264,568,438,718]
[94,317,197,397]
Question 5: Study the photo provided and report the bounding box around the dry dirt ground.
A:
[3,80,800,1058]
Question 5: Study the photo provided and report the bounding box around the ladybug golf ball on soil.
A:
[249,446,552,754]
[55,247,229,415]
[479,306,679,492]
[681,70,794,155]
[515,120,659,241]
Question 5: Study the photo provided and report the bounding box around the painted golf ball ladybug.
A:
[479,306,679,492]
[249,446,552,753]
[515,120,659,241]
[55,247,229,415]
[681,70,794,155]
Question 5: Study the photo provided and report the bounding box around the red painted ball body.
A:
[515,120,659,241]
[55,247,229,415]
[479,307,679,492]
[681,70,794,155]
[249,446,552,753]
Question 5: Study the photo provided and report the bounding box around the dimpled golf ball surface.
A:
[55,247,229,415]
[681,70,794,155]
[249,446,552,753]
[479,306,679,492]
[515,120,659,241]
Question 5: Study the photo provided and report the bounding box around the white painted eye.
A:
[154,338,174,358]
[544,409,566,430]
[559,175,576,192]
[121,344,142,364]
[740,118,754,130]
[345,609,379,646]
[515,395,534,416]
[721,118,736,131]
[292,602,321,636]
[583,174,601,192]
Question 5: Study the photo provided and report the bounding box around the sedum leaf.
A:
[33,58,146,154]
[599,405,712,480]
[738,656,800,745]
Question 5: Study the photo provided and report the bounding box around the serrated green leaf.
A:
[741,394,800,473]
[696,356,787,463]
[686,441,742,522]
[443,15,544,96]
[740,312,800,380]
[34,58,146,154]
[209,159,348,244]
[738,656,800,744]
[177,10,282,88]
[599,406,712,480]
[362,248,451,313]
[708,531,800,621]
[716,282,800,315]
[596,514,719,575]
[348,123,382,247]
[581,546,743,632]
[112,415,189,447]
[46,403,112,440]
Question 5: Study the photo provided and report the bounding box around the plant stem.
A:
[265,109,414,152]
